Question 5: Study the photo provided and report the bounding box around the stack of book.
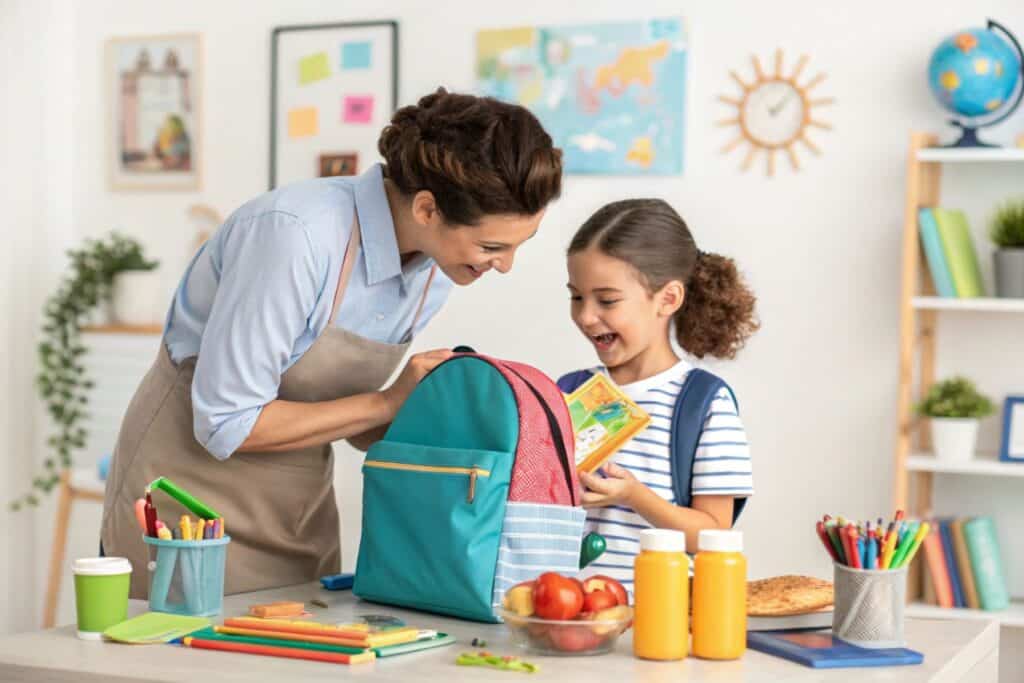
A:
[919,516,1010,611]
[918,208,986,298]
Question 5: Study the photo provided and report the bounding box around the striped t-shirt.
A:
[578,359,753,593]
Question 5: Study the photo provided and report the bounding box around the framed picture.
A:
[1000,395,1024,462]
[318,152,359,177]
[270,21,397,189]
[107,34,202,191]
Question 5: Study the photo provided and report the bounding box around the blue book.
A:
[747,631,923,669]
[939,520,965,608]
[919,208,957,297]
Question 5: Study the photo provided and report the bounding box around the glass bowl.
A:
[499,607,633,656]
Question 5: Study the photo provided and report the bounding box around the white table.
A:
[0,582,1000,682]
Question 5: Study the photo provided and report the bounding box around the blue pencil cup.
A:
[142,535,230,617]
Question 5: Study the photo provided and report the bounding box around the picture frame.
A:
[318,152,359,177]
[999,395,1024,462]
[270,21,398,189]
[107,34,202,191]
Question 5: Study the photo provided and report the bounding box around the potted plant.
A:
[916,376,994,463]
[110,240,161,326]
[989,198,1024,298]
[10,233,158,510]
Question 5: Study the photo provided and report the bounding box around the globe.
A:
[927,21,1023,146]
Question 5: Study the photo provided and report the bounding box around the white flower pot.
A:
[111,270,163,326]
[930,417,979,463]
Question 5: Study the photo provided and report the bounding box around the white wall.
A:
[6,0,1024,636]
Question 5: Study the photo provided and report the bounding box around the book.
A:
[918,208,957,297]
[565,373,651,473]
[932,208,986,297]
[922,560,937,605]
[922,526,953,608]
[950,519,981,609]
[963,516,1010,611]
[939,519,965,607]
[746,631,923,669]
[748,607,832,632]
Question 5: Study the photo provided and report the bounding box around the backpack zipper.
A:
[363,460,490,503]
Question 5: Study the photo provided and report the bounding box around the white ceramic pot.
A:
[930,417,979,463]
[111,270,162,326]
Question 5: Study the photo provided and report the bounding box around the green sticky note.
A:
[299,52,331,84]
[103,612,210,644]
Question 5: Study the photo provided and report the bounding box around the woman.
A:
[101,88,563,597]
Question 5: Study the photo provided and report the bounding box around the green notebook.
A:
[963,516,1010,611]
[103,612,210,643]
[932,208,986,297]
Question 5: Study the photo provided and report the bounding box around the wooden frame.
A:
[1000,395,1024,462]
[269,20,398,189]
[106,33,203,191]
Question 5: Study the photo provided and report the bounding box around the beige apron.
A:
[101,215,436,598]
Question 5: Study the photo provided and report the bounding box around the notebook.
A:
[103,612,211,644]
[747,631,924,669]
[932,208,985,297]
[918,208,957,297]
[565,373,651,473]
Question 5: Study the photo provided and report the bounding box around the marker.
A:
[895,522,931,569]
[890,522,920,568]
[881,521,898,568]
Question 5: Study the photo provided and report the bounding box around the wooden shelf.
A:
[907,599,1024,627]
[917,147,1024,163]
[81,324,162,335]
[912,296,1024,313]
[906,454,1024,478]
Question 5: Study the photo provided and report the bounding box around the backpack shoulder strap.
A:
[556,369,595,395]
[670,368,747,525]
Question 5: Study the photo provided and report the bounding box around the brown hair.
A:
[568,199,759,360]
[377,87,563,225]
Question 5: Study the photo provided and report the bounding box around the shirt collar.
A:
[353,163,433,288]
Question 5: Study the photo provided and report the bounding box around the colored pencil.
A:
[182,636,375,665]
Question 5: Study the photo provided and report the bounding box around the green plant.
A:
[989,198,1024,249]
[10,233,158,511]
[915,376,995,419]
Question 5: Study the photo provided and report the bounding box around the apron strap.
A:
[328,212,362,326]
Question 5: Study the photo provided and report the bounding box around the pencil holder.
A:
[831,562,907,648]
[143,535,230,617]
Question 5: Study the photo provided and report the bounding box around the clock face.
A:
[742,81,806,147]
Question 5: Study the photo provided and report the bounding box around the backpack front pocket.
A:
[354,441,512,622]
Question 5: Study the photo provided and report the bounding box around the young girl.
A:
[559,199,759,591]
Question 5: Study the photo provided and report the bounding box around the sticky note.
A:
[341,41,372,69]
[343,95,374,124]
[288,107,318,138]
[298,52,330,84]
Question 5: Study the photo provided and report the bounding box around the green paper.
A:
[103,612,210,644]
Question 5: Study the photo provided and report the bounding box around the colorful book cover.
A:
[950,519,980,609]
[932,208,986,298]
[963,516,1010,611]
[746,631,923,669]
[565,373,651,473]
[939,520,965,607]
[922,526,953,608]
[922,560,937,605]
[918,208,957,297]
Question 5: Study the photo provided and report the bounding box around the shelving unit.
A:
[894,132,1024,627]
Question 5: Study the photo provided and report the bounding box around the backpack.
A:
[353,351,585,623]
[557,367,747,524]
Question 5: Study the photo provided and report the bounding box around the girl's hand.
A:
[579,462,640,509]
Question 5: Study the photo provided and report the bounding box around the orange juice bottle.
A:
[633,529,688,660]
[692,529,747,660]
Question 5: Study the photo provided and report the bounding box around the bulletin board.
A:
[269,21,398,189]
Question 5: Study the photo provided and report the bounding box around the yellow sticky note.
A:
[288,107,318,138]
[299,52,331,84]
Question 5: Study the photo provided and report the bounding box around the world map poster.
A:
[476,18,687,175]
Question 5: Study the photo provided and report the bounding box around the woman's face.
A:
[428,210,546,286]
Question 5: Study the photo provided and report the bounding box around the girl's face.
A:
[568,247,677,370]
[426,210,545,286]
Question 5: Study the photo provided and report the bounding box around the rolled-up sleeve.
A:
[191,212,322,459]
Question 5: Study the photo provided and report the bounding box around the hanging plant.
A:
[10,233,158,510]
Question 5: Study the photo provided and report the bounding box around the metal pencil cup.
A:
[832,562,907,648]
[143,535,230,617]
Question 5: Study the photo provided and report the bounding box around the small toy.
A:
[456,651,538,674]
[471,637,487,647]
[310,598,328,608]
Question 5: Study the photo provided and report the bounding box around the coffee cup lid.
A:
[72,557,132,576]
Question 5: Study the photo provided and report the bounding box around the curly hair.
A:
[377,87,563,225]
[568,199,759,360]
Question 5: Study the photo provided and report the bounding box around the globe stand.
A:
[944,19,1024,148]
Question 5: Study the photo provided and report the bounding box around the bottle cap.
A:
[71,557,132,576]
[698,529,743,552]
[639,528,686,552]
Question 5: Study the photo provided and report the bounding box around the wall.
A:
[6,0,1024,643]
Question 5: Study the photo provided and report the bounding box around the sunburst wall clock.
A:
[718,49,834,176]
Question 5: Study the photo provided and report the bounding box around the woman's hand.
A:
[579,462,640,509]
[381,348,454,416]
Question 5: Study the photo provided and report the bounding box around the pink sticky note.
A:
[343,95,374,124]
